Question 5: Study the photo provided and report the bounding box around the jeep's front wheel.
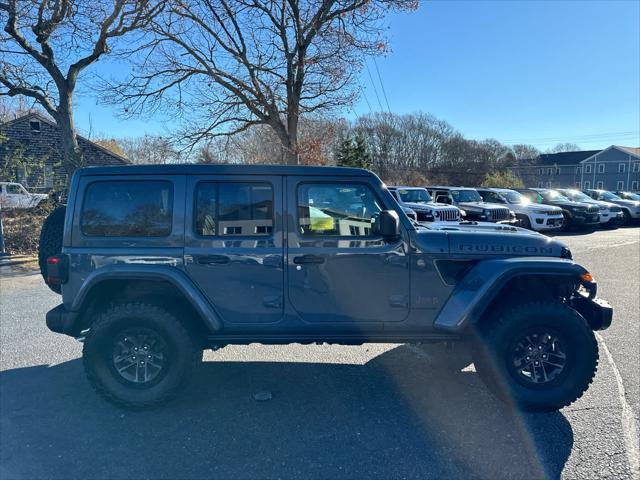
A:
[473,302,598,412]
[83,303,202,408]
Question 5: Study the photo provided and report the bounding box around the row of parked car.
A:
[388,185,640,231]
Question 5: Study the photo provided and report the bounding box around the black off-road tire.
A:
[517,215,532,230]
[38,206,66,293]
[83,303,203,408]
[621,209,632,225]
[472,302,598,412]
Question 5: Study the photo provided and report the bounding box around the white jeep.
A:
[388,186,461,223]
[0,182,48,210]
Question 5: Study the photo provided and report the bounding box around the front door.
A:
[286,177,410,325]
[184,175,284,324]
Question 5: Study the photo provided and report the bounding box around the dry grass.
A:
[1,200,58,255]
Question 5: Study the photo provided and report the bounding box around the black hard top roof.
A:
[76,164,372,177]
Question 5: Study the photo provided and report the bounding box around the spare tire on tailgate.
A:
[38,206,66,293]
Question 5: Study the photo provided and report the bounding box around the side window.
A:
[81,181,173,237]
[485,192,502,203]
[195,182,273,236]
[6,184,23,194]
[297,183,382,236]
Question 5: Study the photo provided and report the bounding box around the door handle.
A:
[197,254,230,265]
[293,254,325,265]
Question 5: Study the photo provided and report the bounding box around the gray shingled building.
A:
[0,112,127,190]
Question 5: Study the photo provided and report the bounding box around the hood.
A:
[401,201,434,211]
[402,201,457,212]
[457,201,508,211]
[613,199,640,208]
[417,222,567,257]
[525,203,562,213]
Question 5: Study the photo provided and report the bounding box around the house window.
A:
[575,182,581,188]
[556,167,561,174]
[585,164,592,174]
[616,181,624,190]
[632,181,639,190]
[633,163,639,173]
[583,181,591,189]
[547,167,553,175]
[538,168,544,175]
[576,167,582,174]
[596,181,604,189]
[618,163,625,173]
[598,164,605,173]
[29,119,41,133]
[44,164,54,189]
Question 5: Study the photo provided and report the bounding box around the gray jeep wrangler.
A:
[40,165,612,410]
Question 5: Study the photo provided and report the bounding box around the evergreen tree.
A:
[336,133,371,169]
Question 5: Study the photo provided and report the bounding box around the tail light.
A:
[46,255,68,286]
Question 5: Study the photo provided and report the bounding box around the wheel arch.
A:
[71,266,223,338]
[433,258,588,332]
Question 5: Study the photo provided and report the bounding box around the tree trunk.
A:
[284,111,299,166]
[54,91,83,178]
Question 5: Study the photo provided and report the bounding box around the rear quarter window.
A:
[81,181,173,237]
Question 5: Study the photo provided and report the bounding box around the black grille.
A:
[587,206,599,214]
[438,209,459,221]
[490,208,511,221]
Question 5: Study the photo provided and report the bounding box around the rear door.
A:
[184,175,284,325]
[286,177,410,325]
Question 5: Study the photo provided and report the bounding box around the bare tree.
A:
[120,134,181,163]
[0,0,164,175]
[109,0,416,165]
[547,142,581,153]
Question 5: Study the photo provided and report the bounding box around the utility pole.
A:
[0,210,7,256]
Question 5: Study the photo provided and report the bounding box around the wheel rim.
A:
[508,329,568,385]
[111,328,167,385]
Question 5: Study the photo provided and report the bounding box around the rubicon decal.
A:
[458,244,555,254]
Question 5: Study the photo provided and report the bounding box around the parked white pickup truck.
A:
[0,182,48,210]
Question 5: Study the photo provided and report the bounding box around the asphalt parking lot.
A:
[1,227,638,480]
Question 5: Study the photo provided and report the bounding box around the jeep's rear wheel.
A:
[83,303,202,408]
[473,302,598,412]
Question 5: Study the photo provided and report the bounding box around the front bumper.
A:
[46,304,80,337]
[570,212,600,225]
[571,292,613,330]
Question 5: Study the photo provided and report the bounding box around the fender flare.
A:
[434,257,588,332]
[71,265,223,333]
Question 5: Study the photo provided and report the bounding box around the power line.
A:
[365,60,385,113]
[372,57,392,114]
[502,131,639,144]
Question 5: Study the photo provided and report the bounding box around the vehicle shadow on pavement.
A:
[0,345,573,480]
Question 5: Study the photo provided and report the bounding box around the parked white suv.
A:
[388,186,461,222]
[0,182,48,210]
[477,188,564,231]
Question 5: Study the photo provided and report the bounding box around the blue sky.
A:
[75,0,640,151]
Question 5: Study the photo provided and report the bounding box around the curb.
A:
[0,255,38,268]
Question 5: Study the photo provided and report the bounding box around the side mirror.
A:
[436,195,451,204]
[374,210,400,238]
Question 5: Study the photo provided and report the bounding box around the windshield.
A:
[541,190,570,202]
[397,188,432,204]
[563,190,592,202]
[600,191,621,201]
[621,192,640,200]
[502,191,529,204]
[451,189,482,202]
